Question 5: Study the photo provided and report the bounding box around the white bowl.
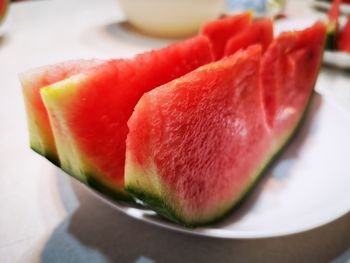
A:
[117,0,225,38]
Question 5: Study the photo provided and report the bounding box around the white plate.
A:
[85,93,350,239]
[324,51,350,69]
[311,0,350,14]
[78,18,350,239]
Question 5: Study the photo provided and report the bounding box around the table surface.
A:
[0,0,349,262]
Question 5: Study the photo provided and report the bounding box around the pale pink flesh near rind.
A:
[200,12,252,60]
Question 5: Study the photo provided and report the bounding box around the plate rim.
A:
[83,179,350,239]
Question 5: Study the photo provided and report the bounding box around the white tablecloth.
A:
[0,0,349,262]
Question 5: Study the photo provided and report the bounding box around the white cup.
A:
[117,0,225,38]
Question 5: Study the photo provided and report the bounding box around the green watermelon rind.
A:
[58,146,134,202]
[125,187,183,224]
[31,145,60,166]
[87,174,134,202]
[125,92,315,227]
[54,162,132,202]
[325,20,337,50]
[59,158,133,202]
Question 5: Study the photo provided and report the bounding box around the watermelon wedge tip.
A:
[224,18,273,56]
[201,12,252,60]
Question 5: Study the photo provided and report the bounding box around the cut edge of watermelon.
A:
[325,21,338,50]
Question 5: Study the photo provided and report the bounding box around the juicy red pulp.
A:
[63,36,214,187]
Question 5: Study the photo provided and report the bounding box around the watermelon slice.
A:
[261,22,326,128]
[338,15,350,52]
[326,0,341,50]
[40,36,214,199]
[125,23,326,226]
[201,12,252,60]
[20,60,103,165]
[224,18,273,56]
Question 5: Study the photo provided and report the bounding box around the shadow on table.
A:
[0,34,9,48]
[105,21,184,43]
[40,176,350,263]
[40,94,349,263]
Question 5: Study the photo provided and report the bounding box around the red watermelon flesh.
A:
[328,0,341,23]
[201,12,252,60]
[338,15,350,52]
[40,36,214,198]
[224,18,273,56]
[125,46,265,224]
[261,22,326,128]
[20,60,103,165]
[125,23,326,226]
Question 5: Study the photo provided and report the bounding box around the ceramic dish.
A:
[84,92,350,239]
